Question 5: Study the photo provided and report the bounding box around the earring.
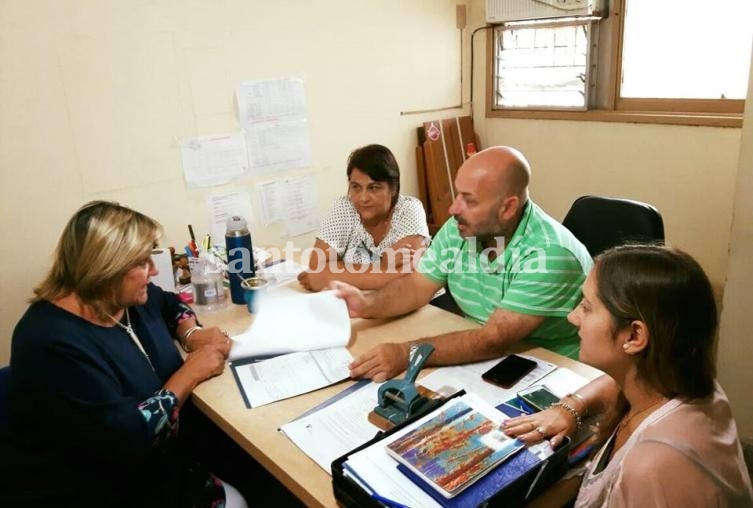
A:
[622,343,630,351]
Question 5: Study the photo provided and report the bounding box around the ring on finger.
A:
[535,426,546,437]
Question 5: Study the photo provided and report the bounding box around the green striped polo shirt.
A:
[418,200,593,359]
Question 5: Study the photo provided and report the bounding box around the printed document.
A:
[229,289,350,360]
[180,133,248,188]
[279,381,382,472]
[232,347,353,408]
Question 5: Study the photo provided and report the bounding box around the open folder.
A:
[228,289,353,408]
[229,289,351,360]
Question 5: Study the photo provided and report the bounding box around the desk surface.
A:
[195,298,602,508]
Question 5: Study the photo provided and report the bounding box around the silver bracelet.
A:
[551,401,582,432]
[181,325,203,351]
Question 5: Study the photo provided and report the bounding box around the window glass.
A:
[621,0,752,99]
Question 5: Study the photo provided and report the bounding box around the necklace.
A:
[616,396,666,436]
[107,308,155,372]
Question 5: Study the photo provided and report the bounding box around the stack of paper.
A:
[229,289,350,360]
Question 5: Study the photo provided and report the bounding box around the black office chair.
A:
[562,195,665,257]
[0,366,9,428]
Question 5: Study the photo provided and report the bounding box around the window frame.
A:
[485,0,746,127]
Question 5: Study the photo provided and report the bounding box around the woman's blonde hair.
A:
[33,200,163,317]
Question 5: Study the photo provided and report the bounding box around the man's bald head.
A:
[466,146,531,202]
[449,146,532,241]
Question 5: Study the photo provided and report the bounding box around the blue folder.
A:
[395,447,544,508]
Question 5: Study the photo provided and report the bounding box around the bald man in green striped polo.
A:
[334,146,592,382]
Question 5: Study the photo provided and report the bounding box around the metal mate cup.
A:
[241,276,269,313]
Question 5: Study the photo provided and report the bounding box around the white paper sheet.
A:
[233,348,353,408]
[204,191,254,249]
[256,179,284,225]
[180,133,248,187]
[235,77,311,173]
[279,381,382,471]
[418,355,557,407]
[258,260,306,287]
[536,367,590,397]
[282,174,318,237]
[236,77,307,120]
[229,289,350,360]
[244,119,312,173]
[254,175,319,236]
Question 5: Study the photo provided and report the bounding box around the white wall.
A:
[0,0,471,362]
[718,47,753,442]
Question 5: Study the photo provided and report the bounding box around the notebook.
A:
[385,396,525,498]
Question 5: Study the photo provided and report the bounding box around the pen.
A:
[371,493,410,508]
[516,396,536,414]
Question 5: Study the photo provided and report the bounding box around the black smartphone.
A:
[481,354,538,389]
[517,384,560,412]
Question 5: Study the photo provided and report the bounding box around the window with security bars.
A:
[493,21,593,110]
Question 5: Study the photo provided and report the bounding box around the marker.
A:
[187,225,198,256]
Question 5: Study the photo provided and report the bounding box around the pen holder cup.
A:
[241,276,269,314]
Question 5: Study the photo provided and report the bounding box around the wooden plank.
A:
[421,127,454,227]
[414,145,430,219]
[418,116,479,232]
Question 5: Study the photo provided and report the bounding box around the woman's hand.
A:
[298,270,329,292]
[184,326,231,352]
[182,343,230,383]
[164,340,230,405]
[502,405,577,449]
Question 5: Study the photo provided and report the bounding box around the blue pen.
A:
[184,246,193,257]
[371,493,411,508]
[516,396,537,414]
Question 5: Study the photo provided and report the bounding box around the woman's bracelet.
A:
[180,325,203,351]
[551,400,583,432]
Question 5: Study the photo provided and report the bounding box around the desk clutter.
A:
[328,360,590,508]
[335,393,567,508]
[275,353,593,507]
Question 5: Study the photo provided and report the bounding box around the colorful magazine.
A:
[385,397,524,498]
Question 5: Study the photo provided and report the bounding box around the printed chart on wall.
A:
[235,77,312,174]
[255,175,318,237]
[180,132,249,188]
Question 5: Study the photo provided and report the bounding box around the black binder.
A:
[331,393,573,508]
